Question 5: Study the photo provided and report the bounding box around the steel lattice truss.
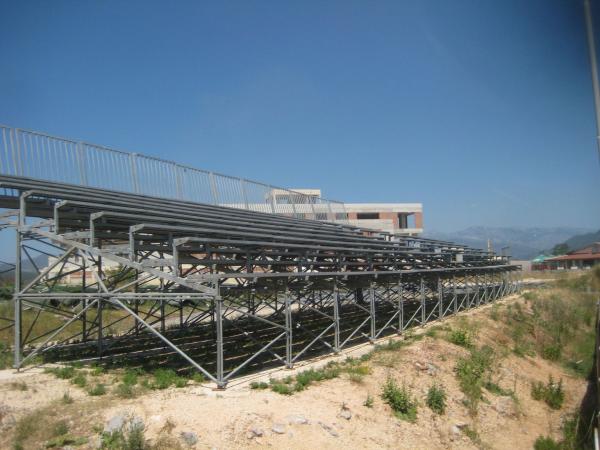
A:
[0,175,520,387]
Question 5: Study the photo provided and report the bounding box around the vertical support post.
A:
[82,255,88,341]
[420,277,426,325]
[97,298,103,358]
[13,202,23,368]
[438,276,443,319]
[285,290,293,368]
[475,274,480,307]
[369,283,376,342]
[14,192,31,368]
[333,282,340,352]
[452,275,458,314]
[215,290,224,388]
[398,277,404,334]
[160,299,166,333]
[179,299,184,328]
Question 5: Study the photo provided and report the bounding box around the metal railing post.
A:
[209,172,219,206]
[76,142,87,185]
[129,153,140,194]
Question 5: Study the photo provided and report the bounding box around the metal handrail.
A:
[0,125,348,222]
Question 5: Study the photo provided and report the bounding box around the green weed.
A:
[381,377,417,422]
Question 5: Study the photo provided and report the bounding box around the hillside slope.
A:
[426,226,591,260]
[0,273,596,450]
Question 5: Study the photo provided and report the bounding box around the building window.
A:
[357,212,379,220]
[315,213,328,220]
[335,213,348,220]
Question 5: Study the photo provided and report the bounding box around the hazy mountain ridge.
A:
[425,226,593,260]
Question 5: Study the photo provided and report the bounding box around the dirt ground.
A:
[0,292,589,449]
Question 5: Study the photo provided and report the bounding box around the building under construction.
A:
[0,125,520,388]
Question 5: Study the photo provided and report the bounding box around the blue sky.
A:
[1,0,599,232]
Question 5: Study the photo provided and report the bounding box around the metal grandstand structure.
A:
[0,125,520,388]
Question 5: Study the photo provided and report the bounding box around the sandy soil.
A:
[0,293,589,449]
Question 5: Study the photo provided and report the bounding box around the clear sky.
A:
[1,0,599,231]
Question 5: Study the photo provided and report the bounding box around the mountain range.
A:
[425,226,594,260]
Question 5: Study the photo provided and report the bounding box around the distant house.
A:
[544,243,600,270]
[531,254,552,271]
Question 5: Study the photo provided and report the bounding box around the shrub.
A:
[541,344,561,361]
[426,384,447,415]
[88,383,106,396]
[52,420,69,437]
[381,377,417,422]
[448,328,473,348]
[364,394,374,408]
[71,373,87,388]
[122,370,139,386]
[101,419,147,450]
[530,376,564,410]
[270,382,294,395]
[250,381,269,390]
[455,345,495,414]
[533,436,560,450]
[115,382,136,399]
[151,369,187,390]
[483,381,512,397]
[46,366,75,379]
[544,378,564,410]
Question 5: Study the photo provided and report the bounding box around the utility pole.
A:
[583,0,600,164]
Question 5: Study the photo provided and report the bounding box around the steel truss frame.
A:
[0,179,521,388]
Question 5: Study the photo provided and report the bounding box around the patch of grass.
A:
[9,380,28,391]
[489,304,501,321]
[269,382,294,395]
[483,381,513,397]
[122,369,139,386]
[90,365,104,376]
[455,345,495,415]
[268,360,370,395]
[45,435,88,448]
[533,436,561,450]
[381,377,418,422]
[189,372,205,384]
[150,369,187,390]
[46,366,76,379]
[71,372,87,388]
[364,394,374,408]
[101,420,147,450]
[88,383,106,396]
[250,381,269,390]
[426,384,447,415]
[52,420,69,437]
[530,376,564,410]
[463,426,484,447]
[541,344,561,361]
[448,327,474,348]
[115,382,136,399]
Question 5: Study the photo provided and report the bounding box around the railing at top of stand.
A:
[0,125,348,222]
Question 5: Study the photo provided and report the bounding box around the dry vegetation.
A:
[0,268,598,449]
